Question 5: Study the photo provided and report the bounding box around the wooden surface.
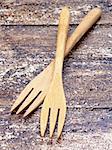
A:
[0,0,112,149]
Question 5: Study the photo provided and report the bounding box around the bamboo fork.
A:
[40,6,70,138]
[11,8,102,117]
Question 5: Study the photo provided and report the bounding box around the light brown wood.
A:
[40,7,70,138]
[11,8,101,117]
[65,8,102,56]
[10,8,102,117]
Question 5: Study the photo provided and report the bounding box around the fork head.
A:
[40,76,66,138]
[11,61,54,116]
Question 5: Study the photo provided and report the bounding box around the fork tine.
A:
[23,92,46,117]
[40,104,49,137]
[57,108,66,138]
[16,89,40,114]
[11,85,32,112]
[50,108,58,137]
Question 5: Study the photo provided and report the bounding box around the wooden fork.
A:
[11,8,102,117]
[40,6,70,138]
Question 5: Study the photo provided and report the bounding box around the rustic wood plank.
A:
[1,133,112,150]
[0,1,112,148]
[1,101,112,149]
[0,0,112,150]
[0,25,112,108]
[0,0,112,25]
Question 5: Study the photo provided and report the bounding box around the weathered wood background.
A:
[0,0,112,149]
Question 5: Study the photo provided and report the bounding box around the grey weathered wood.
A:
[0,25,112,108]
[0,0,112,149]
[1,102,112,149]
[0,0,112,25]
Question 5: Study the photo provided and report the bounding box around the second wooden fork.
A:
[40,7,70,138]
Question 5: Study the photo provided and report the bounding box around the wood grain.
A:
[1,105,112,149]
[0,0,112,149]
[0,25,112,108]
[0,0,111,25]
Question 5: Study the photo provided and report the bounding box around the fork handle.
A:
[54,7,70,74]
[65,7,102,57]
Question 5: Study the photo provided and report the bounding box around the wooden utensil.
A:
[11,8,102,117]
[40,6,70,138]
